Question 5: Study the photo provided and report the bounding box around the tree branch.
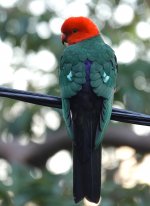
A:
[0,125,149,167]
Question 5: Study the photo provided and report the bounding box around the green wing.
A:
[59,55,86,139]
[61,98,73,138]
[95,96,113,148]
[59,36,118,144]
[90,45,118,147]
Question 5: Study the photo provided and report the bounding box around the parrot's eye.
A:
[72,29,78,33]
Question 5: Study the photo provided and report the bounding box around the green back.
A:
[59,35,118,147]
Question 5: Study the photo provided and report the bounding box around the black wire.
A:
[0,86,150,126]
[0,87,61,108]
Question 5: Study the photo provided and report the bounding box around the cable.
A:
[0,86,149,126]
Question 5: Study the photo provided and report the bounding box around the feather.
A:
[59,34,118,203]
[70,60,102,203]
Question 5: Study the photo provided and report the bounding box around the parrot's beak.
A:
[61,33,67,45]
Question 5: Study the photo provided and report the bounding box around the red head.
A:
[61,17,100,45]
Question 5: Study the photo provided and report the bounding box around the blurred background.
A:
[0,0,150,205]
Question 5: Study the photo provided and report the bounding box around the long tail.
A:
[70,59,103,203]
[72,109,102,203]
[73,144,101,203]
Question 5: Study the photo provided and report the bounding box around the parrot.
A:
[59,16,118,204]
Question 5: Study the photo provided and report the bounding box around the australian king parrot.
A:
[59,16,118,204]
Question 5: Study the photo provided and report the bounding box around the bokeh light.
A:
[49,17,64,35]
[26,49,57,72]
[113,40,137,63]
[96,3,112,21]
[36,21,51,39]
[113,4,134,26]
[132,125,150,136]
[0,159,12,185]
[46,150,72,174]
[0,0,19,8]
[42,109,61,131]
[28,0,46,16]
[136,21,150,40]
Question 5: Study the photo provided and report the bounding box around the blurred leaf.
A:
[0,0,149,205]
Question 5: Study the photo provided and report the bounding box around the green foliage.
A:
[102,179,150,206]
[0,0,150,205]
[0,164,81,206]
[118,60,150,113]
[0,164,149,206]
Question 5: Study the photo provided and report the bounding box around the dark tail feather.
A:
[72,112,102,204]
[73,143,101,203]
[73,145,101,203]
[70,78,103,203]
[84,145,101,203]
